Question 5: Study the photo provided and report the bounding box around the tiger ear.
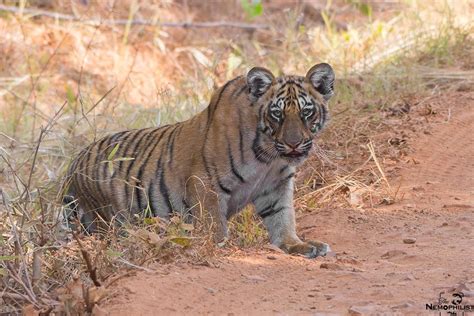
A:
[247,67,275,100]
[306,63,335,101]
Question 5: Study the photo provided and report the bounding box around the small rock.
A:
[463,291,474,297]
[402,274,415,281]
[243,274,266,282]
[441,222,449,227]
[349,304,381,315]
[403,237,416,244]
[456,82,472,92]
[381,250,407,259]
[267,255,277,260]
[452,282,471,293]
[324,294,335,300]
[391,302,413,310]
[308,294,315,298]
[320,263,343,271]
[205,287,218,294]
[348,305,378,315]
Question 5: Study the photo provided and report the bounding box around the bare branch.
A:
[0,4,269,30]
[72,232,102,287]
[1,291,30,301]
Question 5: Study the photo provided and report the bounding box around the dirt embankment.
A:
[97,92,474,315]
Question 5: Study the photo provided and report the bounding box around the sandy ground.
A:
[97,93,474,315]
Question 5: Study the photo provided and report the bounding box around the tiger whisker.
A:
[310,143,336,166]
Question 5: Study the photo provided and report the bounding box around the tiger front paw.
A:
[284,240,331,259]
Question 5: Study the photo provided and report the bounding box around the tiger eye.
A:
[302,108,313,117]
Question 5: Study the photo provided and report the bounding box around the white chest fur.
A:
[225,159,295,217]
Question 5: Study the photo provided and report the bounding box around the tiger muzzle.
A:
[276,139,312,159]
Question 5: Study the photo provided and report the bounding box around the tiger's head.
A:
[247,63,335,165]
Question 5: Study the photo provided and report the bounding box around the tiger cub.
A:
[65,63,335,258]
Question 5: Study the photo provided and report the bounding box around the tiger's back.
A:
[66,118,207,228]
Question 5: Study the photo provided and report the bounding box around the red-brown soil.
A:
[97,92,474,315]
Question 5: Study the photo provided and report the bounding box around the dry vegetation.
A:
[0,0,473,314]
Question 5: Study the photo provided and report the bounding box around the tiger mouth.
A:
[281,151,306,159]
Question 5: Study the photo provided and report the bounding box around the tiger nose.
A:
[285,140,302,149]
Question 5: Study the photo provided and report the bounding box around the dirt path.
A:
[98,93,474,315]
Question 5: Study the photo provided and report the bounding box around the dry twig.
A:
[72,232,102,287]
[0,4,269,30]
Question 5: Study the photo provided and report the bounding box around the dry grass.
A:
[0,0,473,314]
